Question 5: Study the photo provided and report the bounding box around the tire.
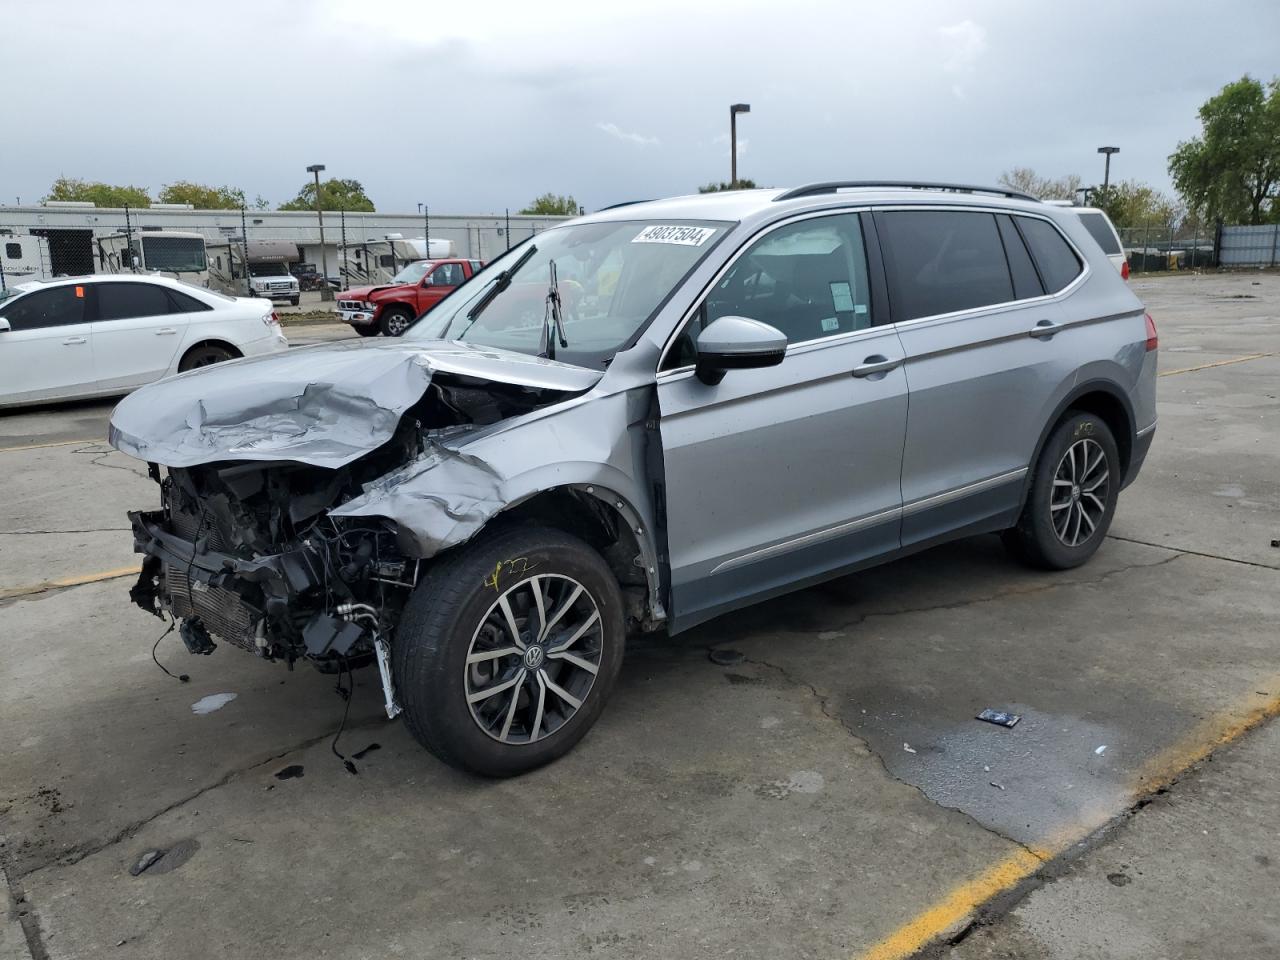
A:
[393,525,625,777]
[353,325,379,337]
[380,306,414,337]
[290,296,300,307]
[178,343,239,372]
[1002,411,1120,570]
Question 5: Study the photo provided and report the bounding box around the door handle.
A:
[155,327,177,335]
[62,336,87,345]
[851,355,902,378]
[1029,320,1061,339]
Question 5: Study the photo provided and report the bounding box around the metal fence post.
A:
[124,204,135,272]
[240,205,251,295]
[424,205,430,257]
[0,239,6,291]
[505,208,511,251]
[1192,216,1199,270]
[340,207,347,287]
[1271,223,1279,267]
[1142,219,1152,273]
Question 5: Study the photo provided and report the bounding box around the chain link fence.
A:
[0,205,568,293]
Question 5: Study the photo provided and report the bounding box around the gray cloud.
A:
[5,0,1279,213]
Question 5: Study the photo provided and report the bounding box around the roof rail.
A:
[773,181,1039,203]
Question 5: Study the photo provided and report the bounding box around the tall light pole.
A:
[307,163,333,301]
[1097,146,1119,194]
[730,103,750,188]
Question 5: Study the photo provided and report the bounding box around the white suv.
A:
[1072,207,1128,279]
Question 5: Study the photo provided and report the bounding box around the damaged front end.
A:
[114,341,604,714]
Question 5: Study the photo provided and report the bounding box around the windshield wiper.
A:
[453,243,538,336]
[539,259,570,360]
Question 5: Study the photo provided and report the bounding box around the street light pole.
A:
[1097,146,1119,194]
[730,103,750,188]
[307,163,333,301]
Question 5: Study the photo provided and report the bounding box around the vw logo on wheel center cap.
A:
[523,645,546,669]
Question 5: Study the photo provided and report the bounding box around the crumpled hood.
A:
[339,285,394,300]
[108,339,602,469]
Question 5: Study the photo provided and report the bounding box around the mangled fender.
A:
[108,339,601,469]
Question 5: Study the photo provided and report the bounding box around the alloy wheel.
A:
[1050,438,1109,547]
[463,574,603,745]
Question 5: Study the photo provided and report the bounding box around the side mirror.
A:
[0,317,10,332]
[421,276,433,286]
[694,315,787,385]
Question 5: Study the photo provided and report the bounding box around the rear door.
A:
[0,284,96,404]
[90,281,191,389]
[657,211,908,630]
[875,208,1084,547]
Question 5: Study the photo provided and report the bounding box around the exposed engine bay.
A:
[126,369,583,714]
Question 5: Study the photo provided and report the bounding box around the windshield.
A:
[391,261,431,284]
[249,261,291,277]
[408,220,729,367]
[141,236,207,273]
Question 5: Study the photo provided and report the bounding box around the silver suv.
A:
[110,181,1157,776]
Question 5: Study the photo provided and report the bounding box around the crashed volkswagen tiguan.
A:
[111,182,1157,776]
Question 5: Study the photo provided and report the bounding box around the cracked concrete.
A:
[1,272,1278,959]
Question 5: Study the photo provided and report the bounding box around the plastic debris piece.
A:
[129,849,164,877]
[984,765,991,772]
[1095,745,1108,755]
[708,648,745,666]
[989,781,1006,790]
[976,708,1021,728]
[1270,539,1279,548]
[903,743,917,754]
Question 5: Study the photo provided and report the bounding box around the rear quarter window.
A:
[1077,212,1122,255]
[1016,217,1083,293]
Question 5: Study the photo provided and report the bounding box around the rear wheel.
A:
[392,526,625,777]
[380,306,414,337]
[178,343,239,371]
[1003,411,1120,569]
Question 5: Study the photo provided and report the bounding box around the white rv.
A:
[95,230,211,287]
[338,235,456,286]
[0,235,51,288]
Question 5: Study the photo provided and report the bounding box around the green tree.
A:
[157,181,247,209]
[45,176,151,208]
[698,179,757,192]
[520,193,580,215]
[1092,179,1183,228]
[278,178,375,212]
[998,168,1083,201]
[1169,75,1280,224]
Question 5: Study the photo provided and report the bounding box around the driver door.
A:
[419,262,463,314]
[656,212,909,631]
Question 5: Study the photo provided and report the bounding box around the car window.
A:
[877,210,1014,321]
[1077,212,1122,255]
[996,215,1045,301]
[663,213,874,370]
[96,282,175,321]
[469,260,483,273]
[167,289,213,312]
[1016,217,1083,293]
[0,285,87,331]
[431,263,464,286]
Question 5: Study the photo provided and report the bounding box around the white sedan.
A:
[0,275,289,408]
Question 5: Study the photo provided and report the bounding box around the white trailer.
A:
[0,235,52,288]
[338,235,456,286]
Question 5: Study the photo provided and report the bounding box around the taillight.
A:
[1144,312,1158,351]
[1121,260,1130,280]
[263,310,281,329]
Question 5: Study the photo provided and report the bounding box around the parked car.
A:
[337,258,482,336]
[1071,207,1128,279]
[110,182,1156,777]
[0,275,288,408]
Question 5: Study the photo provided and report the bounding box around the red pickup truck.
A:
[337,258,482,337]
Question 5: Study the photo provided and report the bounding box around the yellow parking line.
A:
[0,438,102,453]
[0,564,141,601]
[1159,352,1275,377]
[854,680,1280,960]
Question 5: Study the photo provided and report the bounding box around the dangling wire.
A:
[149,615,189,683]
[330,657,358,775]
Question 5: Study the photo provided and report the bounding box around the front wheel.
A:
[289,296,300,307]
[392,526,625,777]
[1002,411,1120,569]
[380,306,414,337]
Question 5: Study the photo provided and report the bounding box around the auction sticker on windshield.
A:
[632,225,716,246]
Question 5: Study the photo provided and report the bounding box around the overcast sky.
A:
[5,0,1278,213]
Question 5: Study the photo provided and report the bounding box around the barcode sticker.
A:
[632,225,716,246]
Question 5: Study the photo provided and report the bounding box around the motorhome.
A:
[338,235,455,287]
[0,234,51,289]
[95,230,211,287]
